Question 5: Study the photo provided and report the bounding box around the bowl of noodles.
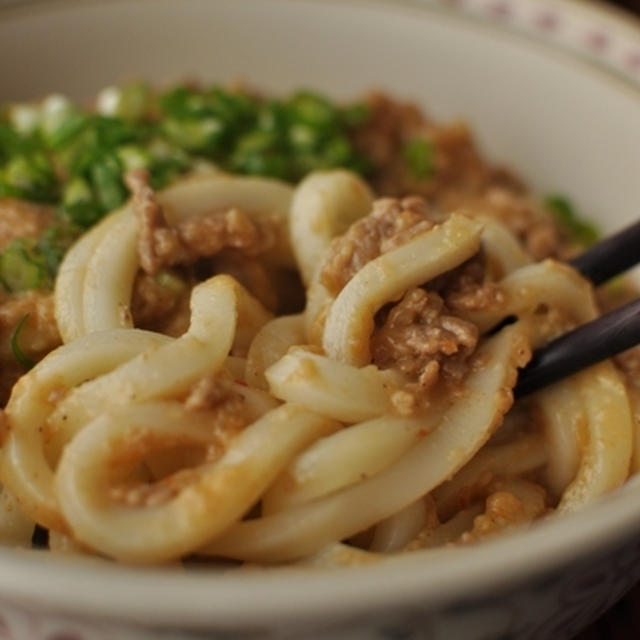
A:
[0,0,640,638]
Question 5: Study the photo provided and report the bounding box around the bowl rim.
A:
[2,478,640,628]
[0,0,639,630]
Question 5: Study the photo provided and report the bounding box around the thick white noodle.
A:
[322,213,483,366]
[0,486,35,547]
[2,275,264,531]
[48,530,85,554]
[629,387,640,474]
[289,170,373,286]
[245,315,306,390]
[464,259,634,510]
[303,272,334,347]
[265,349,406,423]
[54,173,293,342]
[262,411,443,515]
[201,323,528,562]
[432,432,547,520]
[0,329,170,530]
[7,166,636,564]
[477,216,531,277]
[535,380,584,500]
[297,543,381,567]
[54,209,127,342]
[47,276,264,438]
[557,361,633,512]
[56,402,339,563]
[159,173,294,268]
[406,504,484,550]
[82,210,139,334]
[369,499,428,552]
[461,260,595,336]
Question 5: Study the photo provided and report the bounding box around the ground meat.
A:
[126,169,276,276]
[130,271,191,336]
[351,92,523,211]
[350,93,565,261]
[110,467,201,509]
[432,253,505,314]
[0,291,61,405]
[0,198,54,252]
[126,169,187,275]
[185,370,244,415]
[458,480,548,544]
[371,288,478,394]
[462,187,563,260]
[320,196,441,295]
[209,250,279,312]
[179,207,275,259]
[110,371,248,509]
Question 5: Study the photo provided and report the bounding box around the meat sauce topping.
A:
[0,89,609,406]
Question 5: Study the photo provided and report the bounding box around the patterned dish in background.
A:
[426,0,640,83]
[0,1,640,639]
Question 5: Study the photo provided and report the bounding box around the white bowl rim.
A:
[0,0,639,630]
[2,478,640,629]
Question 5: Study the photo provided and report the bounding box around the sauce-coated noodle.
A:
[0,91,636,566]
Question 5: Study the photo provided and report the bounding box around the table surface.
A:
[573,4,639,638]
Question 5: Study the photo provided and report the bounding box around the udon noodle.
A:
[0,90,637,566]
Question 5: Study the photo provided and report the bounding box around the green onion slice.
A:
[10,313,35,370]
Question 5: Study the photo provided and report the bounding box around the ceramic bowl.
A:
[1,1,640,638]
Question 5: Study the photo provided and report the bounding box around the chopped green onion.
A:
[341,102,370,127]
[93,116,142,148]
[0,83,378,297]
[62,175,94,208]
[0,84,373,254]
[120,84,152,120]
[288,91,338,130]
[231,148,288,179]
[3,153,57,201]
[402,137,434,180]
[62,180,100,228]
[160,87,209,119]
[8,104,40,135]
[43,111,89,150]
[146,139,191,189]
[36,221,81,277]
[39,94,75,140]
[321,135,352,167]
[257,101,289,134]
[90,154,126,215]
[10,314,35,370]
[206,87,255,131]
[116,145,152,172]
[97,83,151,121]
[288,123,321,152]
[162,117,224,151]
[235,130,279,154]
[545,195,599,247]
[0,239,48,292]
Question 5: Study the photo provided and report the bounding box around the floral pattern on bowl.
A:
[419,0,640,83]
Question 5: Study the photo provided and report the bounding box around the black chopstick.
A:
[570,219,640,285]
[515,297,640,398]
[512,218,640,396]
